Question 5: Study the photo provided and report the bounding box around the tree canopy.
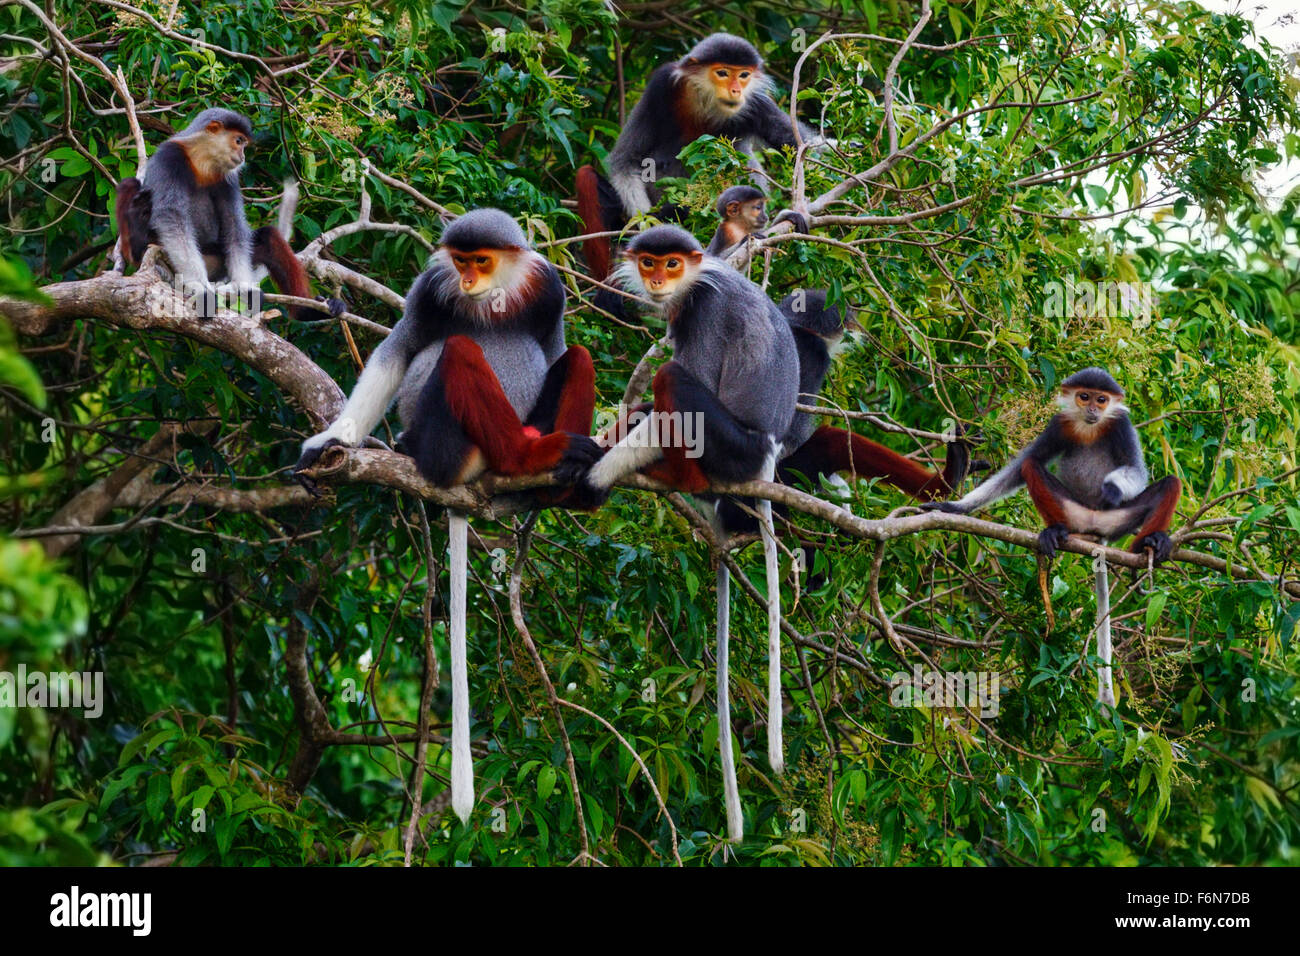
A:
[1,0,1298,866]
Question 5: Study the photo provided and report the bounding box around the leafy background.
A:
[1,0,1298,865]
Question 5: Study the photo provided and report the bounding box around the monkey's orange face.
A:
[708,64,757,111]
[188,121,249,185]
[741,199,767,230]
[1064,388,1121,426]
[450,249,505,299]
[630,251,703,302]
[204,121,248,171]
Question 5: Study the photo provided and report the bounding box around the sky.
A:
[1199,0,1300,199]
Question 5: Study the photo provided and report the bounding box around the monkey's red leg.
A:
[781,425,952,500]
[438,336,588,477]
[252,226,313,320]
[1126,476,1181,561]
[639,361,722,489]
[1021,458,1095,557]
[576,165,614,280]
[525,346,597,437]
[1020,458,1074,527]
[523,345,598,506]
[114,178,143,267]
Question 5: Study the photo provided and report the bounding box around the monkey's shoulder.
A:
[614,65,687,159]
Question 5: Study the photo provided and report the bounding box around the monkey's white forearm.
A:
[303,346,407,452]
[1102,465,1147,502]
[225,239,256,288]
[949,452,1028,513]
[587,414,663,489]
[609,169,652,218]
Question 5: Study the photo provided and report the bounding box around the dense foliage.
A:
[1,0,1298,866]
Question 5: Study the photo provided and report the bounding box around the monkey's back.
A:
[670,264,798,441]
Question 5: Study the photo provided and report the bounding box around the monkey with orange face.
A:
[114,108,327,320]
[925,367,1182,562]
[294,209,599,827]
[576,33,825,279]
[295,208,598,489]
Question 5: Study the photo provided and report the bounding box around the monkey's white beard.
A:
[428,248,548,325]
[611,258,727,315]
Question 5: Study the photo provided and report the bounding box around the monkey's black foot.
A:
[292,438,343,496]
[320,295,347,317]
[560,443,613,509]
[772,209,809,234]
[1037,524,1071,558]
[568,477,612,510]
[920,500,963,513]
[970,458,993,474]
[552,435,603,486]
[1100,480,1124,508]
[393,431,410,456]
[1133,531,1173,564]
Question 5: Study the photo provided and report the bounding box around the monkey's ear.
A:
[205,121,223,134]
[687,250,704,264]
[725,202,741,219]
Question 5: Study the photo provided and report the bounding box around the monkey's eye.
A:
[666,258,681,269]
[1077,393,1090,402]
[640,257,655,270]
[1096,395,1108,404]
[738,71,752,80]
[715,68,729,79]
[475,257,490,268]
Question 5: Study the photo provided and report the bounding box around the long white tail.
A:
[1093,559,1115,708]
[448,511,474,823]
[277,178,299,241]
[716,560,743,841]
[758,449,783,774]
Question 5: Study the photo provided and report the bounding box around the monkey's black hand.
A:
[554,437,611,510]
[771,209,809,234]
[1133,531,1174,564]
[320,295,347,317]
[1100,480,1124,508]
[552,435,603,486]
[1037,523,1071,558]
[920,500,964,513]
[293,438,342,496]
